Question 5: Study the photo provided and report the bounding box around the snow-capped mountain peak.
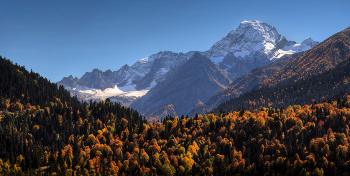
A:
[205,20,286,60]
[234,20,280,43]
[301,38,319,47]
[204,20,318,62]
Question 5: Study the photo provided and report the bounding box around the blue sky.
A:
[1,0,349,82]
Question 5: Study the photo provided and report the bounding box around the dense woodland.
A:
[3,51,350,176]
[0,56,143,175]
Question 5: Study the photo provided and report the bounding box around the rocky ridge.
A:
[57,20,319,115]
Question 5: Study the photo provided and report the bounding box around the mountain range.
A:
[57,20,319,121]
[3,22,350,176]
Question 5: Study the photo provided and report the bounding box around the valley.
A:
[1,3,349,174]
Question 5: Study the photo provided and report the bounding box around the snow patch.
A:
[224,64,232,68]
[157,67,169,76]
[281,43,312,54]
[63,86,73,90]
[264,42,276,53]
[73,85,148,100]
[144,80,157,90]
[138,57,150,63]
[75,86,123,100]
[211,56,225,64]
[234,51,248,58]
[74,85,95,91]
[150,80,157,87]
[121,90,149,97]
[118,84,138,92]
[270,49,296,60]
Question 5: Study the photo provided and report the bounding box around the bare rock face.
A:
[117,51,195,91]
[218,51,271,82]
[58,64,130,90]
[129,52,231,122]
[57,75,78,89]
[75,69,114,90]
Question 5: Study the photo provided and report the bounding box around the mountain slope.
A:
[214,54,350,113]
[0,56,75,107]
[216,51,271,83]
[117,51,195,91]
[258,27,350,88]
[190,52,302,116]
[129,52,230,122]
[212,27,350,113]
[0,56,144,174]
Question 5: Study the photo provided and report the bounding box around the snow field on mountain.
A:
[75,85,147,99]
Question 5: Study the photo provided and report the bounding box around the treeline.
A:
[213,55,350,115]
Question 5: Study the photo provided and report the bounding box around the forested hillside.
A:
[0,57,73,108]
[3,55,350,175]
[0,56,143,175]
[213,54,350,114]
